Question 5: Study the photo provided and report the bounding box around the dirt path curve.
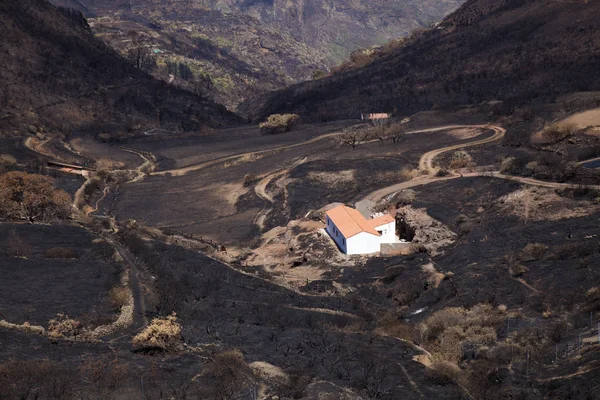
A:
[419,125,506,173]
[88,185,109,216]
[102,237,150,342]
[357,124,600,212]
[119,147,156,182]
[253,157,308,229]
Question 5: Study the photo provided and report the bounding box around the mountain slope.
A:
[0,0,237,138]
[49,0,465,111]
[256,0,600,120]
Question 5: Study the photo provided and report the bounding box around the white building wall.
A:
[346,232,381,255]
[374,221,396,244]
[325,217,347,254]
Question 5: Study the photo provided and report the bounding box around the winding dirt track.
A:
[253,157,308,229]
[360,124,600,208]
[151,124,495,177]
[152,131,343,177]
[418,125,505,172]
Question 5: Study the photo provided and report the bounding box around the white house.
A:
[325,205,396,255]
[360,113,391,122]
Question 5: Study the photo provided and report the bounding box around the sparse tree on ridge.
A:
[126,31,155,72]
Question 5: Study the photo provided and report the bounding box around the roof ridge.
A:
[326,205,389,238]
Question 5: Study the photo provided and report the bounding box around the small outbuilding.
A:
[360,113,391,121]
[325,205,396,255]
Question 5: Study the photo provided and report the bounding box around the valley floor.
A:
[2,109,600,399]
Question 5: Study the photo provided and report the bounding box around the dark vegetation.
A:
[257,0,600,121]
[259,114,301,135]
[0,0,237,140]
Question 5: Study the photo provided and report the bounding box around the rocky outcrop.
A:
[397,206,456,255]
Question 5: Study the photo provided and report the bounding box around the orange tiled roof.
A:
[368,214,395,228]
[326,205,394,238]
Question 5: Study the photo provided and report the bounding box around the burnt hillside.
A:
[256,0,600,120]
[0,0,238,138]
[47,0,465,111]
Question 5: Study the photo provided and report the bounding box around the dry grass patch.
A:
[307,170,355,188]
[0,320,45,335]
[511,264,529,277]
[448,150,474,170]
[0,154,17,165]
[375,311,416,341]
[520,243,548,261]
[259,113,300,135]
[48,314,84,339]
[541,122,578,143]
[109,286,130,310]
[222,152,264,168]
[132,313,182,352]
[418,304,503,364]
[96,158,125,172]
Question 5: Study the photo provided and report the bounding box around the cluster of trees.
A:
[0,171,72,222]
[259,113,301,135]
[335,121,406,149]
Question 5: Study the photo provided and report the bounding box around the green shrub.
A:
[511,264,529,277]
[259,114,300,135]
[449,151,473,170]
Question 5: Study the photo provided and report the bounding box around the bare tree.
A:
[126,31,155,72]
[387,122,406,143]
[79,356,129,400]
[335,126,371,149]
[0,360,76,400]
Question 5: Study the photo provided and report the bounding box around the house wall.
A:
[325,216,347,254]
[346,232,381,255]
[374,221,396,244]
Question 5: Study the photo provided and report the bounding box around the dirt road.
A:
[151,124,496,178]
[357,124,600,212]
[418,125,505,172]
[253,157,308,229]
